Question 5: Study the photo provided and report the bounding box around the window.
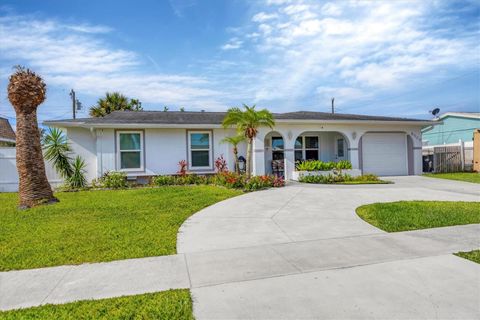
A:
[117,131,143,171]
[271,137,284,161]
[295,136,319,161]
[337,138,345,157]
[188,131,212,169]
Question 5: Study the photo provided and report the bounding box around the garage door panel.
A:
[362,133,407,176]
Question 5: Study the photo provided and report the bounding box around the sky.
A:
[0,0,479,125]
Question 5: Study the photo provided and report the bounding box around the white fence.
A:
[0,147,63,192]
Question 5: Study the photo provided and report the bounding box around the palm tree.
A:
[221,135,245,174]
[8,66,58,208]
[89,92,142,117]
[222,104,275,178]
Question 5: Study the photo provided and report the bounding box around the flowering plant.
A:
[177,160,188,176]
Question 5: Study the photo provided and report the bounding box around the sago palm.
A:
[222,104,275,178]
[8,66,58,208]
[221,135,245,174]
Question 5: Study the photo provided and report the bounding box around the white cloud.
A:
[0,14,229,118]
[321,2,342,16]
[221,37,243,50]
[252,12,278,22]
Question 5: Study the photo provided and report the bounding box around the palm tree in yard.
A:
[8,66,58,208]
[222,104,275,178]
[89,92,142,117]
[221,135,245,174]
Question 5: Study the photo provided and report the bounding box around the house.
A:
[422,112,479,145]
[422,112,479,172]
[0,117,16,146]
[44,110,433,181]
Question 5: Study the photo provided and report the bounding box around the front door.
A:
[336,138,346,160]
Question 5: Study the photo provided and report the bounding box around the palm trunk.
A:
[246,138,253,178]
[233,146,239,174]
[15,110,58,208]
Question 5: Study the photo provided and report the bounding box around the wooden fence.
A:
[433,145,462,173]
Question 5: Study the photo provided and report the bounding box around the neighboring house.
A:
[44,110,433,181]
[422,112,479,172]
[0,117,16,146]
[422,112,479,145]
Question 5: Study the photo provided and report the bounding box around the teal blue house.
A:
[422,112,479,145]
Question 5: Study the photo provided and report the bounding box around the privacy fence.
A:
[0,147,62,192]
[422,140,473,173]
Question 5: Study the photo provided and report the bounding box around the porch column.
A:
[284,134,295,180]
[252,136,265,176]
[347,132,360,170]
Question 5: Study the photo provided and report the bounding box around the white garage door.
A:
[362,133,407,176]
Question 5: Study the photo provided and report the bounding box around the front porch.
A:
[262,130,352,178]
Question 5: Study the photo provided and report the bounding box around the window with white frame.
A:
[337,138,345,158]
[294,136,319,162]
[117,131,143,171]
[188,131,212,169]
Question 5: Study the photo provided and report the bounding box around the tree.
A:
[89,92,142,117]
[8,66,58,208]
[222,104,275,178]
[221,135,245,174]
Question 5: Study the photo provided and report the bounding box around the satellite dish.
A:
[430,108,440,117]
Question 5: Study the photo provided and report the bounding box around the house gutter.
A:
[44,119,437,128]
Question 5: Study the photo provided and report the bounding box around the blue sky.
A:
[0,0,478,124]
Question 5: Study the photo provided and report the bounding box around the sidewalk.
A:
[1,223,479,311]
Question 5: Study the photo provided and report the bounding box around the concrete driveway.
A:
[178,176,480,319]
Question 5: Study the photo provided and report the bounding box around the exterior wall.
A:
[66,127,97,182]
[85,127,244,180]
[422,116,479,145]
[0,147,62,192]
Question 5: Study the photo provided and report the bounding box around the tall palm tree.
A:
[89,92,142,117]
[221,135,245,174]
[8,66,58,208]
[222,104,275,178]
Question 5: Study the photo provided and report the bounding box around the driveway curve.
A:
[177,176,479,253]
[178,176,480,319]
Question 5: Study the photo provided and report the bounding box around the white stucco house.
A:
[44,110,433,182]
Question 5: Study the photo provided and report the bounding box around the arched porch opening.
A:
[293,131,351,164]
[264,131,285,177]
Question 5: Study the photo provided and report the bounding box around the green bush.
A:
[299,173,380,184]
[92,171,128,189]
[336,160,352,170]
[296,160,352,171]
[151,172,284,191]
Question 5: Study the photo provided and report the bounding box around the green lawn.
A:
[0,289,193,320]
[356,201,480,232]
[423,172,480,184]
[455,250,480,264]
[0,186,241,271]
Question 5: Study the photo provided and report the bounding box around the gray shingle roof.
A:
[44,110,427,126]
[0,117,16,141]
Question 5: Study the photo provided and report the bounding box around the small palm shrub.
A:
[42,128,73,179]
[67,156,87,189]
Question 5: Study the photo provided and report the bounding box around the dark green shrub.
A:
[92,171,128,189]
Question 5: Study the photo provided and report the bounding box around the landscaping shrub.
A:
[151,172,283,191]
[215,155,228,173]
[298,173,381,184]
[67,156,88,189]
[296,160,352,171]
[92,171,128,189]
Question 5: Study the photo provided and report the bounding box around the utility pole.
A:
[70,89,76,119]
[331,97,335,114]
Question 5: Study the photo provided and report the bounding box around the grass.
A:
[0,186,241,271]
[0,289,193,320]
[455,250,480,264]
[423,172,480,184]
[335,180,391,185]
[356,201,480,232]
